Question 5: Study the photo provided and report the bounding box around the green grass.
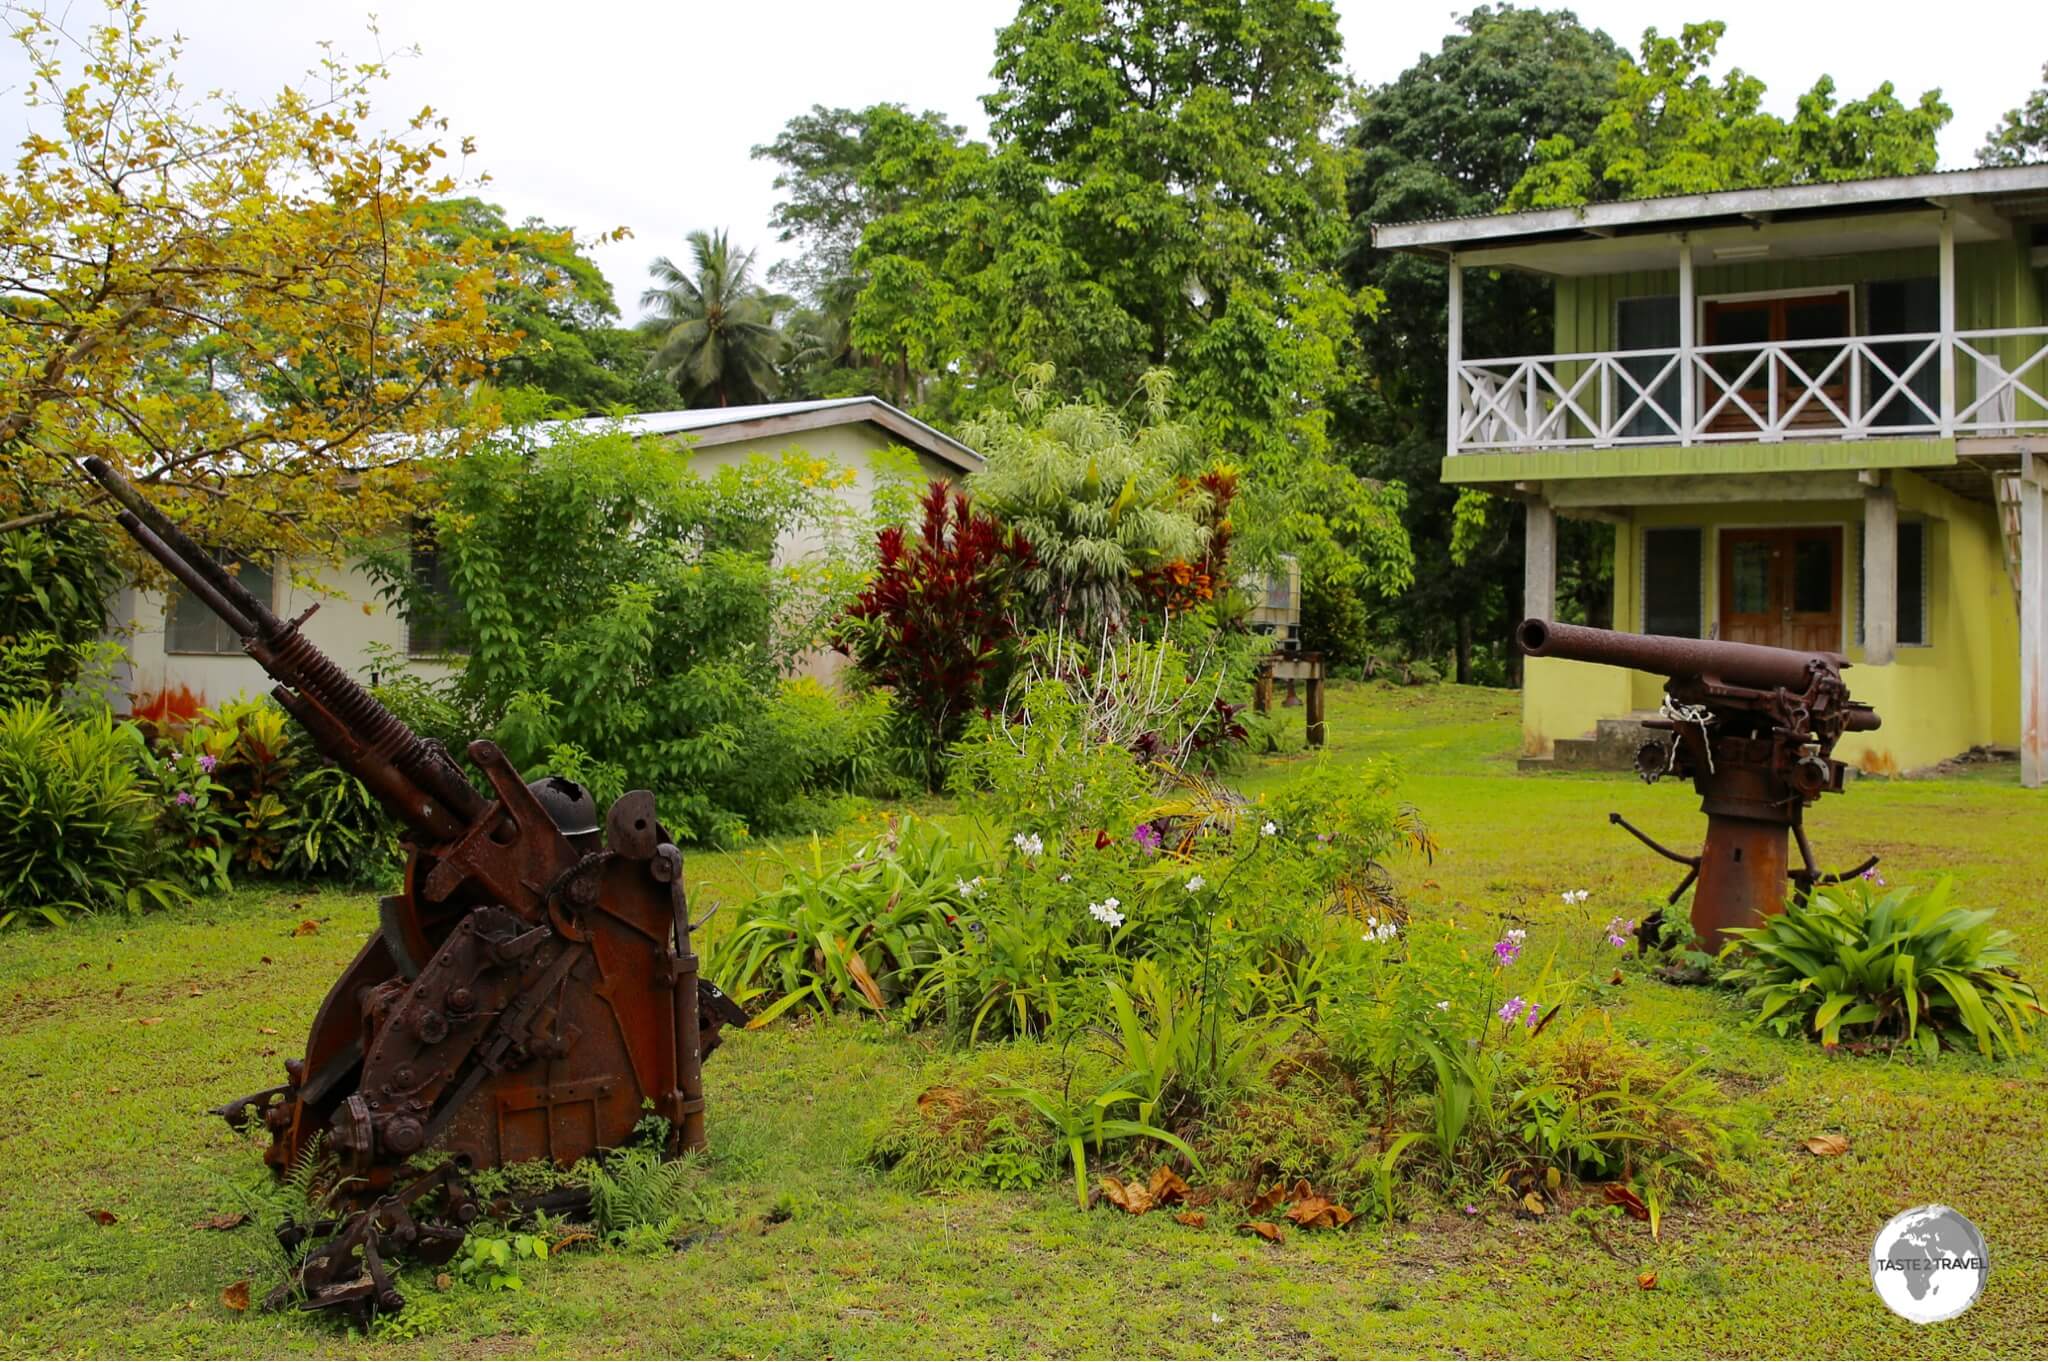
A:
[3,681,2044,1358]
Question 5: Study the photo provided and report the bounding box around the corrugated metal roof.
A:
[1372,163,2048,253]
[546,396,982,472]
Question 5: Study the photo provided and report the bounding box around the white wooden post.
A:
[1677,237,1695,445]
[1938,213,1956,438]
[1863,480,1898,666]
[1445,254,1463,459]
[1525,495,1556,624]
[2022,452,2047,789]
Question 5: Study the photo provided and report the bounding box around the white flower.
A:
[1088,900,1125,929]
[1560,889,1590,905]
[1435,999,1451,1011]
[1012,832,1044,858]
[1057,873,1072,884]
[1505,928,1527,943]
[1185,874,1206,893]
[954,877,978,899]
[1260,820,1278,837]
[1210,1312,1224,1325]
[1363,917,1399,943]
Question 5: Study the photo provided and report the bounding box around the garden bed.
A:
[2,681,2043,1358]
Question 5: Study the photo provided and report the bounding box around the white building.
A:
[111,397,983,711]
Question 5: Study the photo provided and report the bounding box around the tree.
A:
[1336,6,1622,678]
[752,104,969,307]
[641,230,791,407]
[1978,62,2048,166]
[411,198,676,416]
[1507,22,1950,208]
[0,2,533,563]
[849,0,1360,467]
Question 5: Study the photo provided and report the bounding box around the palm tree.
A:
[640,230,791,407]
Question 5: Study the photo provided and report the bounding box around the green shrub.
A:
[865,1083,1052,1192]
[705,814,986,1025]
[366,425,866,845]
[0,701,185,925]
[0,502,122,701]
[1722,877,2042,1058]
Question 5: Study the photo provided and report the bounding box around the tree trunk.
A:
[1455,614,1472,685]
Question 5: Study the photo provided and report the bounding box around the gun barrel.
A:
[85,457,487,840]
[1517,618,1842,693]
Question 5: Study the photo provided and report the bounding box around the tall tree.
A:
[641,231,791,408]
[1508,22,1950,208]
[850,0,1360,467]
[413,198,677,416]
[1335,6,1622,678]
[752,104,969,307]
[0,1,529,562]
[1978,62,2048,166]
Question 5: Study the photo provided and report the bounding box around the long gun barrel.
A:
[83,457,485,840]
[1517,618,1879,732]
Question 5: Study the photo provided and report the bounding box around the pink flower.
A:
[197,754,216,774]
[1498,996,1527,1024]
[174,790,194,807]
[1493,929,1526,966]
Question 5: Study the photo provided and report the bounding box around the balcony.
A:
[1451,328,2048,454]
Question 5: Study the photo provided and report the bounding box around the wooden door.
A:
[1718,527,1842,651]
[1702,292,1851,434]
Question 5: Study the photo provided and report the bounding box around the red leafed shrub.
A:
[835,482,1033,785]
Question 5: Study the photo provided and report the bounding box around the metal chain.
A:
[1660,693,1717,776]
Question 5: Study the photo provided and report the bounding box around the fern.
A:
[578,1145,709,1238]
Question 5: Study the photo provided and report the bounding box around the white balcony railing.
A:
[1452,327,2048,453]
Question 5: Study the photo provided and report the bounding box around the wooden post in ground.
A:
[1305,654,1326,749]
[1254,661,1274,714]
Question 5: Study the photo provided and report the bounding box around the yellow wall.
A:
[1537,469,2017,771]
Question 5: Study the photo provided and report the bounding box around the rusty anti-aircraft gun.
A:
[1516,619,1882,951]
[85,458,746,1324]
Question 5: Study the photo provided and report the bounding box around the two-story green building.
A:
[1374,165,2048,786]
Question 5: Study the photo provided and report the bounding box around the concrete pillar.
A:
[1525,496,1556,624]
[1863,481,1898,666]
[2022,454,2046,789]
[1445,255,1463,459]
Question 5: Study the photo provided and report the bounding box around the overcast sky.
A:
[3,1,2038,318]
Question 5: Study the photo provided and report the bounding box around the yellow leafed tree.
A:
[0,1,576,564]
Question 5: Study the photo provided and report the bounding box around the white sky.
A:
[3,1,2039,318]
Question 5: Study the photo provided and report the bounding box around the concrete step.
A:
[1524,711,1663,773]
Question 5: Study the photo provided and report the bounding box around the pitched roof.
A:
[1371,163,2048,256]
[554,396,982,472]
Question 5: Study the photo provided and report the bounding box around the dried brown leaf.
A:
[1237,1220,1284,1243]
[137,1017,164,1027]
[1099,1176,1155,1216]
[84,1208,117,1225]
[1174,1212,1207,1229]
[292,920,319,937]
[1803,1134,1849,1157]
[1520,1191,1546,1216]
[1637,1271,1659,1290]
[220,1280,250,1312]
[1602,1184,1650,1222]
[194,1212,247,1231]
[1147,1166,1191,1206]
[1284,1195,1355,1229]
[1245,1181,1288,1215]
[839,938,887,1012]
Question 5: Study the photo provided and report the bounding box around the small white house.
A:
[111,397,984,711]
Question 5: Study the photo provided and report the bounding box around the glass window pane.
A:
[1899,522,1926,645]
[1729,541,1773,614]
[167,551,268,654]
[407,538,467,657]
[1792,539,1832,613]
[1643,528,1702,637]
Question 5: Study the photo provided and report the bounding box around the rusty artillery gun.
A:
[1516,618,1882,950]
[85,458,746,1324]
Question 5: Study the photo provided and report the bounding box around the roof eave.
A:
[1371,164,2048,256]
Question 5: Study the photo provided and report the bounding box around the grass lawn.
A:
[2,681,2043,1358]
